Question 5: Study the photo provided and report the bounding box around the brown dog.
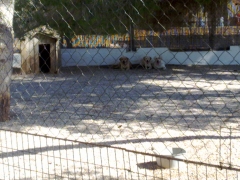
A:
[140,56,152,69]
[119,56,131,70]
[152,56,166,70]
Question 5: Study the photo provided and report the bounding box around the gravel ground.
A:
[0,65,240,179]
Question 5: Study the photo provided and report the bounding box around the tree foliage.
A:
[14,0,230,38]
[14,0,158,37]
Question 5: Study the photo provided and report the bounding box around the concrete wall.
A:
[61,46,240,67]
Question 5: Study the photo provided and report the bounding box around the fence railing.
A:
[1,129,239,180]
[63,26,240,49]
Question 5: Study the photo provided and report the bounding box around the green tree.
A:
[14,0,230,49]
[195,0,230,49]
[14,0,162,36]
[150,0,230,49]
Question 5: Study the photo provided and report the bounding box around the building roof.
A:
[24,26,60,40]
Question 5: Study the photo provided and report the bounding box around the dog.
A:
[140,56,152,69]
[152,56,166,70]
[110,43,115,48]
[118,56,131,70]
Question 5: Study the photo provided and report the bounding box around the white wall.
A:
[61,46,240,67]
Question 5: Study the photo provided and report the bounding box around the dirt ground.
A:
[0,65,240,179]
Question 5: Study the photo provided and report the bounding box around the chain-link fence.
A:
[0,0,240,179]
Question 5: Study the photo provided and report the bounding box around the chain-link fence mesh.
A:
[0,0,240,179]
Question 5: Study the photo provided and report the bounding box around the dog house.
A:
[15,26,60,74]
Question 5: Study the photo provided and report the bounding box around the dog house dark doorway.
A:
[39,44,51,73]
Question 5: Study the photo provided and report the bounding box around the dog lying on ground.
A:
[112,56,131,70]
[152,56,166,70]
[140,56,152,69]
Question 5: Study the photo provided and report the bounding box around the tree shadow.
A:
[3,65,240,137]
[137,161,163,170]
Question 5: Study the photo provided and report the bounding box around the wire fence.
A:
[0,0,240,179]
[1,129,240,180]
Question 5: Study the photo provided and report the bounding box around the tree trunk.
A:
[207,2,217,50]
[129,22,136,51]
[0,0,15,121]
[222,0,228,26]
